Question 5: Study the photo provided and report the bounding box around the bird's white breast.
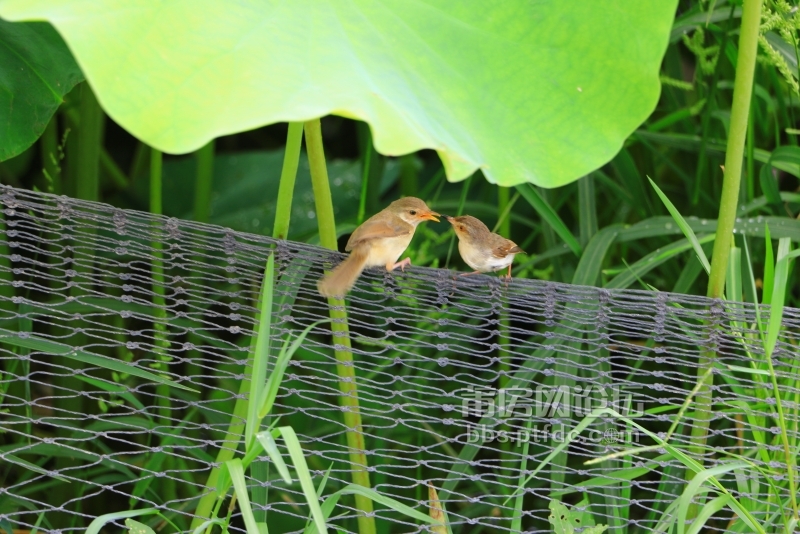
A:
[459,241,516,272]
[365,233,414,269]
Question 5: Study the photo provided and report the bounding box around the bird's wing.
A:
[491,235,525,258]
[345,217,413,251]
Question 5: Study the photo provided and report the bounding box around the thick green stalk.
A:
[193,140,216,223]
[150,150,172,419]
[357,130,372,225]
[497,186,510,239]
[76,83,104,202]
[690,0,762,518]
[305,119,376,534]
[273,123,304,239]
[399,154,418,198]
[149,148,176,501]
[707,0,761,300]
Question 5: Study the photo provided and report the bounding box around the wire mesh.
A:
[0,185,798,533]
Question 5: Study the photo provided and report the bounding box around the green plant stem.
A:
[691,0,763,519]
[190,325,260,531]
[76,83,104,202]
[193,140,215,223]
[40,114,60,194]
[497,186,510,239]
[149,148,176,503]
[273,123,304,239]
[400,154,418,198]
[708,0,761,300]
[305,118,376,534]
[150,149,172,423]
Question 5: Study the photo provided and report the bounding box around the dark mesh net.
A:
[0,185,797,533]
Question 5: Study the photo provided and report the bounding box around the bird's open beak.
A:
[421,211,440,222]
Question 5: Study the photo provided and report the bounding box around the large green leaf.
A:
[0,19,83,161]
[0,1,677,187]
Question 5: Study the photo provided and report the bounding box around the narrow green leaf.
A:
[605,235,715,289]
[256,430,292,484]
[725,365,772,376]
[226,459,260,534]
[763,224,774,305]
[676,462,753,534]
[765,239,794,357]
[191,519,228,534]
[74,375,147,412]
[517,184,582,256]
[246,253,275,451]
[759,162,782,210]
[685,494,730,534]
[258,319,329,419]
[278,426,327,534]
[550,455,671,496]
[726,247,742,302]
[4,453,70,482]
[648,177,711,274]
[578,174,598,247]
[330,484,439,526]
[0,328,196,392]
[86,509,159,534]
[572,225,621,286]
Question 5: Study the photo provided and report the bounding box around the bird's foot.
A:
[500,266,512,286]
[454,271,481,280]
[389,257,412,272]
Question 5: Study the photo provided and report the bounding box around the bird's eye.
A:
[409,210,417,215]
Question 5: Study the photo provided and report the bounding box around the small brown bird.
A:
[446,215,525,279]
[317,197,440,298]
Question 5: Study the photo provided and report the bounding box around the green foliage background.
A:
[2,1,800,532]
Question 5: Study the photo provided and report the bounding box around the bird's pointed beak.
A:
[444,215,454,224]
[421,211,440,222]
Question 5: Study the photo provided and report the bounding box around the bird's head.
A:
[445,215,490,241]
[389,197,440,226]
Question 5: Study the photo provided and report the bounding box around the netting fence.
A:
[0,185,798,533]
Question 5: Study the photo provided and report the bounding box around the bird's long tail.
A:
[317,246,369,298]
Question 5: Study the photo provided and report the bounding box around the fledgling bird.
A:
[317,197,440,298]
[446,215,525,279]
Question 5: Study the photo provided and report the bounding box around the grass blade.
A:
[765,238,792,357]
[246,253,275,451]
[258,319,329,419]
[572,225,621,286]
[4,453,70,483]
[0,328,197,392]
[86,509,159,534]
[605,235,715,289]
[278,426,328,534]
[256,430,292,484]
[330,484,439,526]
[225,459,261,534]
[648,176,711,274]
[516,183,582,256]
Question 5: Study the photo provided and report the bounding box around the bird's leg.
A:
[388,257,412,272]
[499,265,512,288]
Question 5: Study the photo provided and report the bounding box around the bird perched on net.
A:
[446,215,525,279]
[317,197,440,298]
